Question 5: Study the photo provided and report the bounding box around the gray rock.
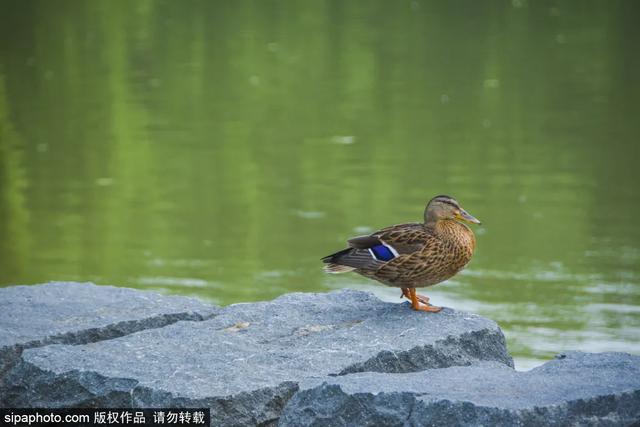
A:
[279,352,640,427]
[3,289,512,426]
[0,282,218,387]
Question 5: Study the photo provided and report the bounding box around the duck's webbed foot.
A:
[402,288,442,312]
[400,288,431,305]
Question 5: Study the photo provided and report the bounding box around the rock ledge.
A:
[2,282,639,427]
[2,284,511,426]
[281,351,640,426]
[0,282,218,386]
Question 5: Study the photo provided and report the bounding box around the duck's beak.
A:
[456,208,481,225]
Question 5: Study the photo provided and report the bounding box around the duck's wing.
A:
[372,234,447,283]
[322,223,428,273]
[349,223,427,254]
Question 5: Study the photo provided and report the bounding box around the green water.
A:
[1,0,639,370]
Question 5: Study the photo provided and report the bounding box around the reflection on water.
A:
[1,0,639,369]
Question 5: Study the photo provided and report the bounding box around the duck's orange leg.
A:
[400,288,430,305]
[408,288,442,312]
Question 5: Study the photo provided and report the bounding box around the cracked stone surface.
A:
[279,352,640,427]
[0,282,218,386]
[2,288,512,426]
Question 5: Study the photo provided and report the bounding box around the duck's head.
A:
[424,195,481,225]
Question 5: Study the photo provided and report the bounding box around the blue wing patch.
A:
[369,244,396,261]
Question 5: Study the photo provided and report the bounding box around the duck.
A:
[322,195,481,312]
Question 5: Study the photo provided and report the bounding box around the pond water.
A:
[1,1,639,370]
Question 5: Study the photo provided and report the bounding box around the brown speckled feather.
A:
[322,195,480,301]
[371,220,475,287]
[377,224,428,252]
[349,223,425,254]
[325,219,476,288]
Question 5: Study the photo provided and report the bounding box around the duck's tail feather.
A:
[322,248,355,273]
[321,246,384,274]
[323,263,356,274]
[321,247,352,262]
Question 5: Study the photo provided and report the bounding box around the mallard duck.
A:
[322,195,481,312]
